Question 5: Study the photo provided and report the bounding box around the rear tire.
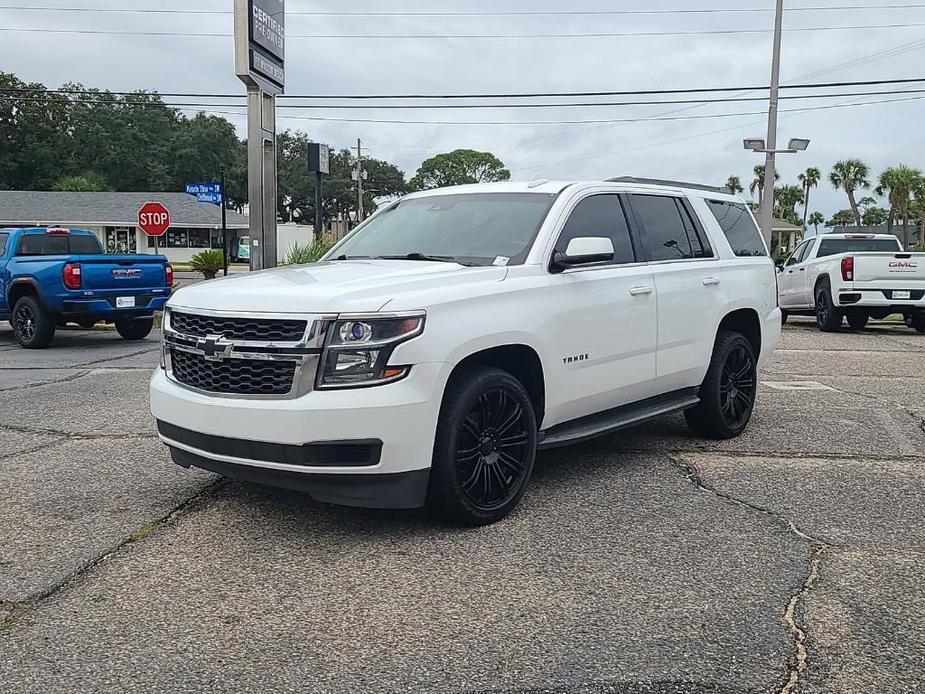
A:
[115,317,154,341]
[427,366,537,526]
[11,296,55,349]
[911,311,925,334]
[685,330,757,440]
[846,311,869,331]
[815,280,843,332]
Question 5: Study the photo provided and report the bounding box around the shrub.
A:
[190,250,225,280]
[283,239,334,265]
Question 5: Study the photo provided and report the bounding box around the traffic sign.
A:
[185,182,223,205]
[137,201,170,237]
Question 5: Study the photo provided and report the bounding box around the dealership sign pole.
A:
[234,0,284,271]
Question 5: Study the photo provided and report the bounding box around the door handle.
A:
[629,285,654,296]
[787,269,794,274]
[799,268,806,272]
[702,277,721,286]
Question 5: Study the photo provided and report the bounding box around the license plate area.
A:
[116,296,136,308]
[892,290,911,300]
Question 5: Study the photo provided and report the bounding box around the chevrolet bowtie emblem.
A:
[197,335,234,361]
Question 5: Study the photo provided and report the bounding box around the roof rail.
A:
[606,176,730,195]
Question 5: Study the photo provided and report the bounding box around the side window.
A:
[0,233,8,257]
[631,194,694,261]
[678,199,714,258]
[555,195,636,265]
[706,200,768,257]
[787,240,809,266]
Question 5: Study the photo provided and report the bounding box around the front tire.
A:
[428,366,537,526]
[12,296,55,349]
[685,330,758,440]
[815,280,843,332]
[115,317,154,341]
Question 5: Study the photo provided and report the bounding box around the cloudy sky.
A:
[2,0,924,219]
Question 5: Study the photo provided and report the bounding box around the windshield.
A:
[817,237,902,257]
[330,192,557,266]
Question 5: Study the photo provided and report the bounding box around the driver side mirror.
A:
[551,237,615,273]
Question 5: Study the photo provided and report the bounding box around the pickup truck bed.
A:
[0,227,172,348]
[778,233,925,332]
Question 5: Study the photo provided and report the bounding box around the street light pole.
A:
[759,0,785,250]
[356,138,365,223]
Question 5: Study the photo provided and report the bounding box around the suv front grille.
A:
[170,311,307,342]
[170,349,297,395]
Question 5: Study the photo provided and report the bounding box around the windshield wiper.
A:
[375,253,478,267]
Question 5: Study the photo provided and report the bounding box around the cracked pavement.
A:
[0,318,923,693]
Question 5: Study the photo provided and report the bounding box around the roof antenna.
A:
[527,172,548,189]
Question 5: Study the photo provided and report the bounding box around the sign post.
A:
[234,0,284,271]
[307,143,330,242]
[137,201,170,256]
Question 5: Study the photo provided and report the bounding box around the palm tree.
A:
[773,184,805,225]
[725,175,743,195]
[808,211,825,233]
[797,166,821,229]
[829,159,871,227]
[749,165,779,210]
[875,164,924,248]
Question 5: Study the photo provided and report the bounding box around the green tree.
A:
[51,172,112,191]
[875,164,923,249]
[773,184,804,225]
[861,206,889,226]
[410,149,510,190]
[797,166,821,229]
[808,211,825,233]
[829,159,871,227]
[826,209,855,227]
[725,175,743,195]
[748,164,779,210]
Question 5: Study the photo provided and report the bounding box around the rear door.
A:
[626,192,728,393]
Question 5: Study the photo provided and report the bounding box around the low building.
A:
[770,218,803,257]
[0,191,249,263]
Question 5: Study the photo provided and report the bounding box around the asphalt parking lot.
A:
[1,319,923,693]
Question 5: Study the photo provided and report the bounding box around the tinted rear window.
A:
[631,194,700,261]
[706,200,767,257]
[817,237,902,257]
[16,233,102,256]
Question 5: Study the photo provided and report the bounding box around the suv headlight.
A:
[317,312,425,388]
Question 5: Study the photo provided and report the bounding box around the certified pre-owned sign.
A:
[235,0,285,93]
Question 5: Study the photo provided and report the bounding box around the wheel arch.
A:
[446,343,546,428]
[813,273,832,297]
[717,308,762,360]
[7,279,45,310]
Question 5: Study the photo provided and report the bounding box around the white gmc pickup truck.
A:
[151,178,781,525]
[778,233,925,332]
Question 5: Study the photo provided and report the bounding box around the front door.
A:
[539,193,658,425]
[778,239,810,308]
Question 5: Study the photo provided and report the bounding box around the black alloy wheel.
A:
[719,344,756,430]
[456,387,530,511]
[13,302,36,342]
[428,366,538,526]
[815,281,843,332]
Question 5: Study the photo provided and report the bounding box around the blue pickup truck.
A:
[0,227,172,349]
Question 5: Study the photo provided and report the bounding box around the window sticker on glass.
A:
[492,256,510,267]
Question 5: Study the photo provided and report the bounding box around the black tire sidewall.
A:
[815,281,842,332]
[686,331,757,439]
[429,367,537,525]
[12,296,55,349]
[115,317,154,341]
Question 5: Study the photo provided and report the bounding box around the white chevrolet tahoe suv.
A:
[778,232,925,332]
[151,178,781,525]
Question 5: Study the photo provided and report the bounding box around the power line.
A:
[2,3,925,15]
[105,92,925,126]
[3,77,923,101]
[2,23,925,39]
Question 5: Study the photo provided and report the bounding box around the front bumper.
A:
[150,363,446,508]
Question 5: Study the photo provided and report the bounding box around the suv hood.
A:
[168,260,507,314]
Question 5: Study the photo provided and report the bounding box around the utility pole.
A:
[759,0,785,250]
[355,138,365,223]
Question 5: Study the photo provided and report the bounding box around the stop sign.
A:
[137,201,170,237]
